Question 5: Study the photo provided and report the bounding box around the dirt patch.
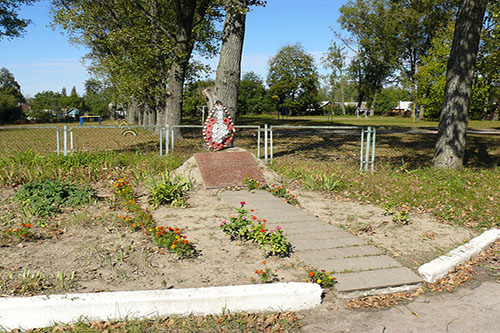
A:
[295,189,479,269]
[0,151,486,298]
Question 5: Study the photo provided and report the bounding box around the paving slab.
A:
[291,237,366,251]
[306,255,401,273]
[219,190,423,296]
[286,230,355,242]
[283,225,343,236]
[335,267,423,293]
[296,245,382,262]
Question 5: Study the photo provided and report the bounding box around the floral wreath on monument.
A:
[203,101,235,151]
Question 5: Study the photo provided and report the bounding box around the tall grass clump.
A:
[0,151,187,186]
[271,156,500,228]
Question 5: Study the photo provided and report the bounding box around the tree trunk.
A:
[165,61,185,136]
[492,103,500,121]
[214,0,247,121]
[127,100,139,125]
[340,77,346,115]
[432,0,487,169]
[369,93,376,117]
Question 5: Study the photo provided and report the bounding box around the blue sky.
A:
[0,0,348,97]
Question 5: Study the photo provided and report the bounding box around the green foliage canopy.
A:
[0,67,24,124]
[267,43,320,115]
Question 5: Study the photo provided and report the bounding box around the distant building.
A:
[391,101,413,115]
[67,108,80,119]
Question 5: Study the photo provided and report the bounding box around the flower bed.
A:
[220,201,291,257]
[113,177,195,259]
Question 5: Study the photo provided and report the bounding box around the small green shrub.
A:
[13,179,95,217]
[220,202,291,257]
[147,173,192,209]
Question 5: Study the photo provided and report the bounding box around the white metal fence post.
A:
[63,125,67,156]
[257,126,261,158]
[159,127,163,156]
[370,127,376,173]
[264,124,268,164]
[364,126,372,171]
[70,128,74,153]
[56,128,60,155]
[270,126,273,163]
[167,126,170,152]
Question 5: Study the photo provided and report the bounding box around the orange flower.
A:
[262,260,267,264]
[259,270,264,274]
[184,240,189,245]
[309,271,315,277]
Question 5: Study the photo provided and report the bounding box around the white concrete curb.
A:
[418,228,500,283]
[0,282,322,331]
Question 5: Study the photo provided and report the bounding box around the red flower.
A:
[309,271,315,277]
[223,117,230,124]
[252,216,257,220]
[240,201,246,206]
[260,228,266,233]
[228,125,234,131]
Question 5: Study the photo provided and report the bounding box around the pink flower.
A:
[206,124,213,130]
[275,225,281,231]
[220,219,227,226]
[223,117,230,124]
[209,118,216,124]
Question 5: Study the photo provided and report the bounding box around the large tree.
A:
[237,71,271,114]
[0,67,24,124]
[267,43,320,115]
[203,0,264,122]
[0,0,38,40]
[322,41,348,115]
[432,0,488,169]
[52,0,218,128]
[338,0,458,118]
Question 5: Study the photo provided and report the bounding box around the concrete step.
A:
[334,267,423,293]
[307,255,401,273]
[291,237,366,251]
[286,230,354,242]
[283,225,344,235]
[296,245,382,262]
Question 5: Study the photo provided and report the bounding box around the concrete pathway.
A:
[219,190,422,296]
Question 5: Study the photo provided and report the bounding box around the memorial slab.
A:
[195,151,264,189]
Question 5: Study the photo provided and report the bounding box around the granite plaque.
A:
[195,151,265,189]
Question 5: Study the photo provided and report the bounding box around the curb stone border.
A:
[0,282,321,331]
[418,228,500,283]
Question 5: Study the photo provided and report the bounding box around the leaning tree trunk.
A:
[214,0,247,121]
[432,0,488,169]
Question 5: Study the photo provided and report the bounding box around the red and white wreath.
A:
[203,102,235,150]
